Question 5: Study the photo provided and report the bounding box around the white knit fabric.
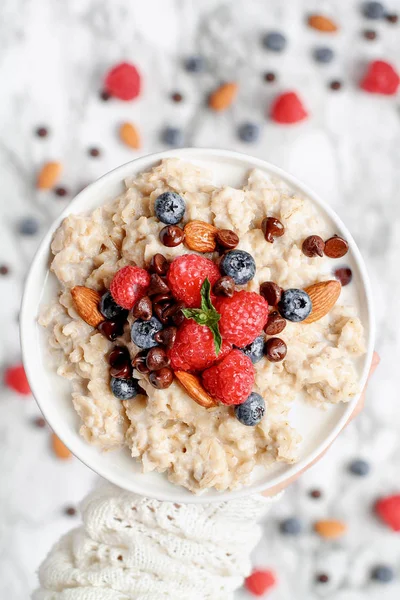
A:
[33,483,277,600]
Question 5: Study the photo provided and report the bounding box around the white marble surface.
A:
[0,0,400,598]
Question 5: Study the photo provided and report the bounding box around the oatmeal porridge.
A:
[39,158,366,493]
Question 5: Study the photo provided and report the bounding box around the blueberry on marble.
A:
[155,192,186,225]
[348,459,371,476]
[280,517,303,535]
[184,55,205,73]
[278,289,312,322]
[100,291,129,321]
[371,565,395,583]
[131,316,163,349]
[220,250,256,285]
[238,122,260,143]
[235,392,265,426]
[161,126,184,147]
[262,31,287,52]
[362,1,385,19]
[313,46,335,64]
[110,376,142,400]
[239,336,264,363]
[18,216,39,236]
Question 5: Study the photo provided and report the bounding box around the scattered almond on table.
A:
[119,122,141,149]
[209,82,238,111]
[37,161,63,190]
[307,14,338,32]
[52,433,72,460]
[314,519,347,539]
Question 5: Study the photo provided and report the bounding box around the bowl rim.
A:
[20,147,375,503]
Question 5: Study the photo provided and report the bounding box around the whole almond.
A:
[303,280,341,324]
[209,82,238,111]
[37,161,62,189]
[308,14,338,32]
[314,519,347,539]
[175,371,218,408]
[184,220,218,253]
[119,122,141,149]
[52,433,72,460]
[71,286,104,327]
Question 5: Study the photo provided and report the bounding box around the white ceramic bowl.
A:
[20,148,375,503]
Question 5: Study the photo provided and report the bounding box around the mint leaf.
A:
[200,277,213,312]
[208,321,222,355]
[181,278,222,355]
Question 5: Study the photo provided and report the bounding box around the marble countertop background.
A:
[0,0,399,598]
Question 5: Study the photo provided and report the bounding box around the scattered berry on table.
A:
[35,126,49,138]
[215,291,269,346]
[360,60,400,95]
[280,517,303,535]
[202,349,255,406]
[184,55,205,73]
[348,458,371,476]
[264,71,277,83]
[235,392,265,426]
[386,13,398,23]
[18,216,39,236]
[262,31,287,52]
[100,90,111,101]
[155,192,186,225]
[239,335,264,364]
[270,91,308,124]
[64,506,77,517]
[310,489,323,499]
[278,288,312,322]
[219,249,256,285]
[375,494,400,531]
[245,569,277,596]
[313,46,334,64]
[131,316,163,349]
[110,266,150,310]
[316,573,330,584]
[237,122,260,143]
[100,290,129,320]
[161,126,184,147]
[371,565,395,583]
[4,364,31,395]
[329,80,343,91]
[264,337,287,362]
[363,29,378,40]
[110,376,143,400]
[171,92,183,103]
[32,416,46,428]
[334,267,352,286]
[168,319,231,371]
[167,254,220,308]
[0,264,9,275]
[362,1,385,19]
[88,147,101,157]
[104,62,141,101]
[54,186,68,197]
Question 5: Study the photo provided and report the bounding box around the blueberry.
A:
[161,127,184,147]
[239,336,264,363]
[110,376,142,400]
[362,1,385,19]
[238,122,260,143]
[278,289,312,322]
[348,459,371,476]
[18,216,39,236]
[154,192,186,225]
[99,291,129,321]
[280,517,303,536]
[220,250,256,285]
[131,316,163,349]
[235,392,265,426]
[184,55,205,73]
[371,565,395,583]
[262,31,287,52]
[313,46,335,64]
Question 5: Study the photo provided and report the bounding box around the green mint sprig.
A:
[182,278,222,355]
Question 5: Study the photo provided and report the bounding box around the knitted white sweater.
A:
[33,484,276,599]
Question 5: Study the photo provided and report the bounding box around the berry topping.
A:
[264,337,287,362]
[375,495,400,531]
[235,392,265,426]
[270,91,308,124]
[280,517,303,535]
[219,250,256,285]
[245,569,277,596]
[360,60,400,95]
[4,364,31,395]
[202,349,255,406]
[278,289,312,322]
[131,316,163,349]
[348,458,371,476]
[262,31,287,52]
[155,192,186,225]
[371,565,395,583]
[99,290,129,320]
[110,376,143,400]
[313,46,334,63]
[215,291,269,347]
[262,217,285,243]
[104,62,141,101]
[362,1,385,19]
[237,122,260,143]
[110,266,150,310]
[167,254,220,308]
[239,336,265,364]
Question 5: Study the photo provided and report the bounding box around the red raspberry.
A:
[375,495,400,531]
[110,266,150,310]
[360,60,400,95]
[4,364,31,395]
[167,254,220,308]
[104,62,141,101]
[168,319,232,372]
[215,291,269,347]
[270,91,308,124]
[245,569,277,596]
[202,349,254,405]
